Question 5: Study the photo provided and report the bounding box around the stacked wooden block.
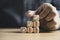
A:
[20,15,40,33]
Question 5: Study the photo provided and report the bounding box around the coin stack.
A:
[20,27,27,33]
[20,15,40,33]
[27,21,33,33]
[33,15,40,33]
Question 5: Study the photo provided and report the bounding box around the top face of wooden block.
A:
[33,15,39,21]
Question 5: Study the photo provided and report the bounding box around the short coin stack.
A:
[20,15,40,33]
[27,21,33,33]
[20,27,27,33]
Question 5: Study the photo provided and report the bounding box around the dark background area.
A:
[0,0,60,28]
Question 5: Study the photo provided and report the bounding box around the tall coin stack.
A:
[33,15,40,33]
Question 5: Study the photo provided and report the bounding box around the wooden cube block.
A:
[33,15,39,21]
[20,27,27,33]
[27,21,33,27]
[33,27,39,33]
[27,27,33,33]
[33,21,40,28]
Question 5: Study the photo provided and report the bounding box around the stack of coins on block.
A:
[20,15,40,33]
[33,15,40,33]
[27,27,33,33]
[27,21,33,33]
[20,27,27,33]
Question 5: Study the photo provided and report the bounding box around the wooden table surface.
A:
[0,28,60,40]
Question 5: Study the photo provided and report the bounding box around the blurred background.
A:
[0,0,60,28]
